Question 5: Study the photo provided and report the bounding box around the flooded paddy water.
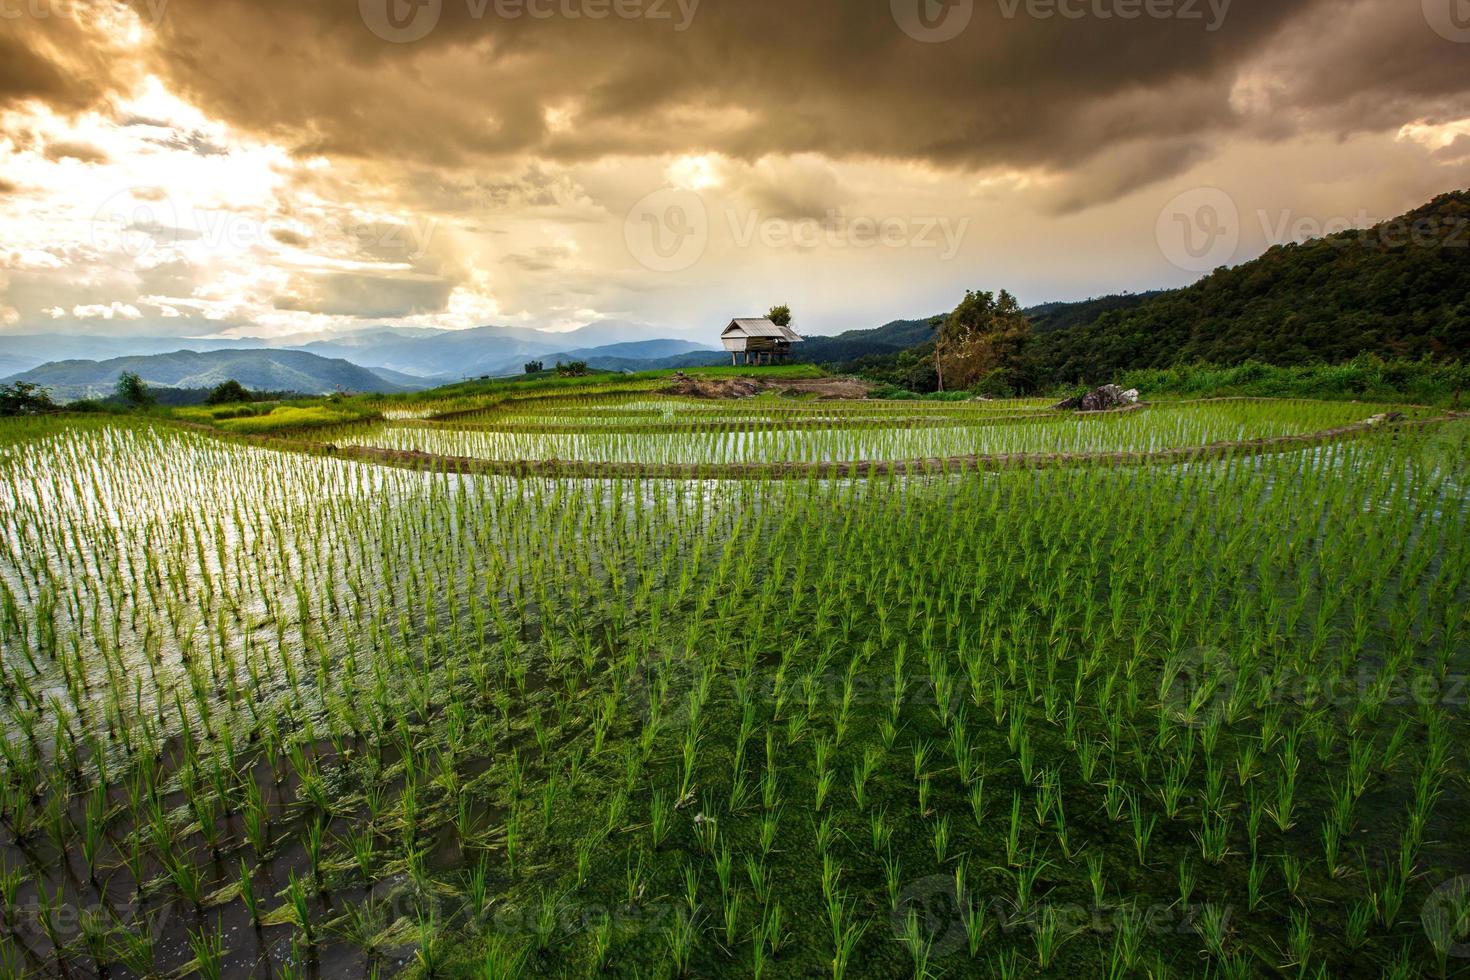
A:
[0,400,1467,977]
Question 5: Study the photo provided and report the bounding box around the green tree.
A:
[115,371,155,409]
[0,382,56,416]
[766,304,792,328]
[205,379,251,405]
[933,289,1030,392]
[524,360,544,375]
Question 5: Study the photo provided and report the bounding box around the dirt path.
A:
[662,374,875,399]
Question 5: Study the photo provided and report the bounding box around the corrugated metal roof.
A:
[723,318,803,341]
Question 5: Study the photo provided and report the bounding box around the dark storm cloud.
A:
[0,13,137,113]
[120,0,1310,171]
[110,0,1464,205]
[8,0,1468,210]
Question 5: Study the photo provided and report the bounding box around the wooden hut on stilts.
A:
[719,318,804,365]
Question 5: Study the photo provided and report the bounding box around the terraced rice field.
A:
[0,395,1467,978]
[329,397,1428,469]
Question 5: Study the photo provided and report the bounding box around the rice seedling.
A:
[0,396,1462,976]
[896,906,934,980]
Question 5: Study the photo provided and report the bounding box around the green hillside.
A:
[793,318,938,362]
[1031,190,1470,383]
[1025,292,1161,333]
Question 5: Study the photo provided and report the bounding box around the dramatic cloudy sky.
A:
[1,0,1467,340]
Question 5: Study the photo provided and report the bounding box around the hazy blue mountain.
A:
[7,349,421,401]
[0,334,260,375]
[296,326,569,378]
[1,319,707,380]
[546,339,713,364]
[543,319,699,349]
[0,353,34,378]
[373,332,717,379]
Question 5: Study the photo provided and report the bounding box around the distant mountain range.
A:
[1,335,725,402]
[6,349,420,401]
[0,319,707,379]
[311,330,714,379]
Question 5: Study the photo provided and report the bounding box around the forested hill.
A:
[1030,190,1470,384]
[790,318,939,363]
[1025,292,1163,333]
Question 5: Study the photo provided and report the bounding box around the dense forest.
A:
[1028,190,1470,384]
[839,190,1469,392]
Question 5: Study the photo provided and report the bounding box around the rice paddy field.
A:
[328,398,1426,468]
[1,388,1468,979]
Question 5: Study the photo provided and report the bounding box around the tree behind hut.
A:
[933,289,1031,392]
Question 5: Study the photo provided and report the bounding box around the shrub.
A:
[115,372,155,409]
[0,382,57,416]
[216,404,377,434]
[206,380,252,406]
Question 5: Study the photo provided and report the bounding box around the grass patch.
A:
[1119,356,1470,406]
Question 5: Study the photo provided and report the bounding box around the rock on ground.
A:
[1054,384,1141,412]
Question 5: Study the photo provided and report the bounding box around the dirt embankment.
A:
[323,412,1465,481]
[662,373,874,400]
